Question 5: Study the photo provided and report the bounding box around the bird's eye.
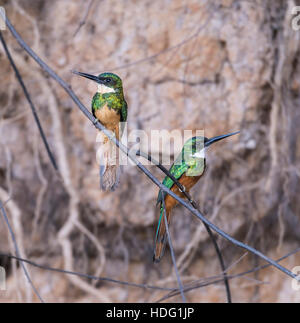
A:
[106,78,112,83]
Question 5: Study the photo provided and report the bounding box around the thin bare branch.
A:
[2,12,299,297]
[73,0,95,37]
[0,252,175,292]
[0,31,58,171]
[0,200,44,303]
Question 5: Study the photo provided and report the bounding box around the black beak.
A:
[205,131,240,148]
[72,70,102,84]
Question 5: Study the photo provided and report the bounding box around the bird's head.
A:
[183,131,240,160]
[72,71,123,94]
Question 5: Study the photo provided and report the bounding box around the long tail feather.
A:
[100,165,120,191]
[99,139,120,191]
[153,205,171,263]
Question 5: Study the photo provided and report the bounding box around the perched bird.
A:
[153,131,239,263]
[73,71,128,191]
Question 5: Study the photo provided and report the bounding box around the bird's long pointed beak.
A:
[72,70,101,83]
[205,131,240,147]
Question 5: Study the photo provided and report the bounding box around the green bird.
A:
[154,131,239,263]
[73,71,128,191]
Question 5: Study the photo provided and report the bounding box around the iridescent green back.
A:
[91,93,126,117]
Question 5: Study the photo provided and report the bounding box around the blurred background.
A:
[0,0,300,302]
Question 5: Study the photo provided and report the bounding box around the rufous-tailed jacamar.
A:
[153,131,239,262]
[73,71,128,191]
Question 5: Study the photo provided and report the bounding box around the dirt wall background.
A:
[0,0,300,302]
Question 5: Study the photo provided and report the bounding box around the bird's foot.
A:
[179,185,186,193]
[190,200,199,208]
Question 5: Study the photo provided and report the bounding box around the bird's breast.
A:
[177,173,202,192]
[163,173,202,212]
[94,103,120,129]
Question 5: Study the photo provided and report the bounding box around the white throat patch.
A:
[97,84,116,94]
[192,147,206,159]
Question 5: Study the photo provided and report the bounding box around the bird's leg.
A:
[178,185,197,207]
[179,185,186,193]
[190,199,199,209]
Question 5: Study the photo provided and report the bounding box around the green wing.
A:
[120,100,127,135]
[156,162,188,205]
[121,100,127,122]
[155,161,188,243]
[91,93,103,118]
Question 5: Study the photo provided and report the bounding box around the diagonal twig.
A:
[0,31,58,171]
[0,201,44,303]
[157,247,300,302]
[0,252,175,292]
[73,0,95,37]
